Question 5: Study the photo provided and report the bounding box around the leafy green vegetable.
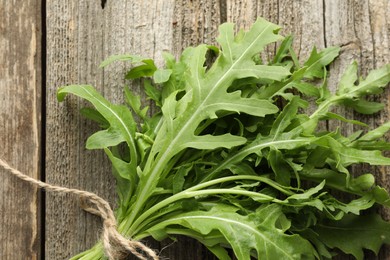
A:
[312,214,390,259]
[147,204,316,259]
[58,17,390,260]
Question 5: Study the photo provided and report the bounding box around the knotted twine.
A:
[0,159,159,260]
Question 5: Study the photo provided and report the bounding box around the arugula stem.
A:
[200,138,308,183]
[160,150,187,180]
[129,188,281,236]
[123,151,174,232]
[127,175,291,235]
[133,227,223,242]
[309,96,341,120]
[70,242,104,260]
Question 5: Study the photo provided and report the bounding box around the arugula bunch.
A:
[58,18,390,259]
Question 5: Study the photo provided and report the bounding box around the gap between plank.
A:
[40,0,47,259]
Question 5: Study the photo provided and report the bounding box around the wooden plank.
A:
[162,1,224,259]
[172,0,223,52]
[324,1,390,259]
[0,1,42,259]
[46,2,112,258]
[227,0,325,60]
[45,0,390,259]
[46,0,182,258]
[102,1,176,258]
[46,0,223,257]
[227,0,327,128]
[227,0,390,259]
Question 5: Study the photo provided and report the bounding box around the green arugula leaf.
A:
[153,69,172,84]
[147,205,316,260]
[313,214,390,259]
[339,62,390,98]
[57,85,138,170]
[99,54,150,68]
[86,128,124,149]
[126,59,157,79]
[79,107,109,128]
[303,46,340,79]
[355,122,390,142]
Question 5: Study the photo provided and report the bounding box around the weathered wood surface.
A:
[1,0,389,259]
[0,0,42,259]
[45,1,223,259]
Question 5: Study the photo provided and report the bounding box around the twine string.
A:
[0,158,159,260]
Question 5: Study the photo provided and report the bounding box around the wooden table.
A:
[1,0,389,259]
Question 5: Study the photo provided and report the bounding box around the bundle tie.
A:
[0,159,159,260]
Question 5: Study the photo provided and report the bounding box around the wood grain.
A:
[159,1,224,259]
[46,0,174,258]
[323,1,390,258]
[0,0,42,259]
[227,0,327,129]
[226,0,390,259]
[46,2,111,258]
[39,0,390,259]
